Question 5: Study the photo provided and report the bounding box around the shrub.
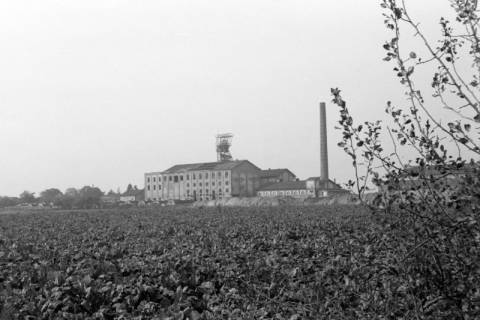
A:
[332,1,480,318]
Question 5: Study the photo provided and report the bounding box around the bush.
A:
[332,1,480,318]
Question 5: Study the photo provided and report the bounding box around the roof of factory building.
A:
[258,181,308,191]
[307,177,346,190]
[260,168,296,178]
[158,160,260,174]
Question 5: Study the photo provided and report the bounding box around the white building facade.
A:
[145,160,262,202]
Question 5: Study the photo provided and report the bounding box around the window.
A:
[159,185,162,190]
[212,182,215,186]
[193,183,196,187]
[174,176,178,183]
[180,175,184,181]
[153,185,156,190]
[225,171,229,178]
[211,172,215,179]
[169,176,172,181]
[153,177,156,182]
[147,177,150,183]
[225,188,229,193]
[199,182,202,187]
[193,173,196,180]
[225,181,229,186]
[186,183,190,188]
[206,182,209,187]
[187,174,190,180]
[219,181,222,186]
[147,185,150,191]
[164,176,167,182]
[206,189,209,194]
[217,172,221,178]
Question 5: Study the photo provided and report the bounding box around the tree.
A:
[55,188,78,209]
[19,191,36,204]
[40,188,63,205]
[332,1,480,318]
[77,186,104,209]
[0,197,19,208]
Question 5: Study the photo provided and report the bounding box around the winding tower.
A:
[216,133,233,162]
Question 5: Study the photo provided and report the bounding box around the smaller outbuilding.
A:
[257,180,316,198]
[307,177,349,197]
[120,186,145,203]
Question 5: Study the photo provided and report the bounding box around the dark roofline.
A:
[161,160,259,174]
[260,168,296,178]
[241,160,262,172]
[307,177,344,190]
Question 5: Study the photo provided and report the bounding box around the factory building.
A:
[256,102,348,198]
[260,169,297,187]
[144,102,348,202]
[144,160,262,202]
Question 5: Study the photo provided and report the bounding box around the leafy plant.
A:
[332,1,480,318]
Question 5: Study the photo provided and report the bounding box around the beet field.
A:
[0,206,458,319]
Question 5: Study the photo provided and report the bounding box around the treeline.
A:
[0,186,121,210]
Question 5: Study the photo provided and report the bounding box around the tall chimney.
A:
[319,102,329,181]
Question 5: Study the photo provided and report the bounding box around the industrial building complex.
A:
[144,103,348,202]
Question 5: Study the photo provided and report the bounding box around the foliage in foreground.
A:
[331,1,480,318]
[0,206,479,320]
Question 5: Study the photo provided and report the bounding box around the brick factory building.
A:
[144,160,263,202]
[260,169,297,187]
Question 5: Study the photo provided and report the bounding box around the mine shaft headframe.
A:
[216,133,234,162]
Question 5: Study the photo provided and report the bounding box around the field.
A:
[0,206,473,319]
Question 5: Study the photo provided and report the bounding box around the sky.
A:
[0,0,458,197]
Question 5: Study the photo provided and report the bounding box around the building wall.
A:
[231,162,262,197]
[257,189,314,198]
[260,170,296,187]
[145,169,233,201]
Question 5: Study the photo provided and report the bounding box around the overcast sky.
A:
[0,0,455,196]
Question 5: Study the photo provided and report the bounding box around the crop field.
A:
[0,206,462,319]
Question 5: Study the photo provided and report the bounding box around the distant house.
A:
[257,180,316,198]
[260,169,297,187]
[381,163,478,193]
[307,177,349,197]
[101,191,121,204]
[120,187,144,203]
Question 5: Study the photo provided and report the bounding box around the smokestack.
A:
[319,102,329,181]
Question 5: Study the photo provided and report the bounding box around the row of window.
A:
[147,171,229,184]
[147,181,229,191]
[187,181,228,187]
[147,184,230,193]
[259,190,308,196]
[186,188,229,195]
[149,194,229,202]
